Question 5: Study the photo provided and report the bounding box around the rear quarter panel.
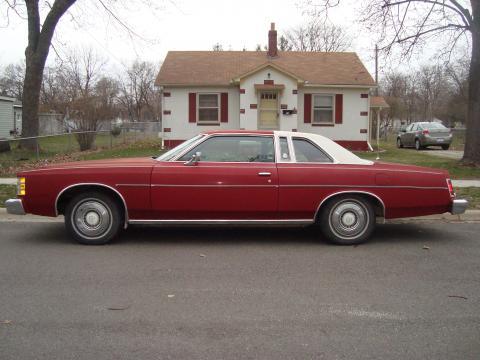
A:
[277,162,452,219]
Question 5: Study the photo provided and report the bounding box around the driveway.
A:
[422,149,464,160]
[1,222,479,359]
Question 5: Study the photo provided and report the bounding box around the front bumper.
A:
[5,198,25,215]
[451,199,468,215]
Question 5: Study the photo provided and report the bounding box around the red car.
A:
[6,130,467,245]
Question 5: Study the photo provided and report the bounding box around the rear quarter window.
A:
[292,138,332,163]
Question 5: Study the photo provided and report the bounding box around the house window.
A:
[198,94,220,123]
[312,95,334,124]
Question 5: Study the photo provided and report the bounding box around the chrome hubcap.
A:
[329,201,369,239]
[72,200,112,239]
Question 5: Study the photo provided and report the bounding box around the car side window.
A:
[292,138,332,163]
[279,137,291,161]
[406,124,413,131]
[178,136,275,163]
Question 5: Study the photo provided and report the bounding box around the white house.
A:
[156,23,377,151]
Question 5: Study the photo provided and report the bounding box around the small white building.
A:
[0,96,22,138]
[156,24,376,151]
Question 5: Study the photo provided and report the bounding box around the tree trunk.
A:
[21,51,45,150]
[463,2,480,166]
[20,0,77,151]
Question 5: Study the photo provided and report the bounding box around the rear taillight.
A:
[422,129,429,135]
[446,178,455,197]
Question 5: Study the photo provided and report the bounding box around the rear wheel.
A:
[396,138,403,148]
[65,192,122,245]
[415,139,423,150]
[319,195,375,245]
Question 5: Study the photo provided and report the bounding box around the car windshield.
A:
[420,122,447,130]
[156,134,205,161]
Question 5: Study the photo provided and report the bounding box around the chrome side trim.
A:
[151,184,278,188]
[116,184,150,187]
[5,198,25,215]
[280,184,447,190]
[54,183,129,228]
[128,219,313,225]
[313,191,386,220]
[277,166,444,175]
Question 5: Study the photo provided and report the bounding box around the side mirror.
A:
[184,151,201,166]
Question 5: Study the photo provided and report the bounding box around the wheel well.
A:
[56,185,127,223]
[316,192,385,220]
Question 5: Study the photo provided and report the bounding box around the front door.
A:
[258,91,279,130]
[150,135,278,220]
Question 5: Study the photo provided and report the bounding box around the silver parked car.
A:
[397,122,453,150]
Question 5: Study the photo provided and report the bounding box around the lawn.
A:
[0,136,163,177]
[355,141,480,179]
[0,185,16,207]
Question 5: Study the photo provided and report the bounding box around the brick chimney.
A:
[268,23,278,58]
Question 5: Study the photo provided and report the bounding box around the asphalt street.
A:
[1,221,479,360]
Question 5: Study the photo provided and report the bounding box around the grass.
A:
[355,140,480,179]
[0,135,163,177]
[455,188,480,209]
[0,185,16,207]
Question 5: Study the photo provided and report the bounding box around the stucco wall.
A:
[240,66,298,131]
[297,87,370,142]
[162,86,240,144]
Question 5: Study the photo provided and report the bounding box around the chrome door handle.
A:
[258,172,271,176]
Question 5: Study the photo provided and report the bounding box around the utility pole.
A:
[375,44,379,96]
[375,44,380,160]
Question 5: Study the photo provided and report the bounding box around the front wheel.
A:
[396,138,403,148]
[65,192,122,245]
[441,145,450,150]
[319,195,375,245]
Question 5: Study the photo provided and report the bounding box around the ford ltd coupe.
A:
[6,130,468,245]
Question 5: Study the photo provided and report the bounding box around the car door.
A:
[402,123,413,146]
[150,134,278,220]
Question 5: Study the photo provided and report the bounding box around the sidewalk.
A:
[1,178,480,187]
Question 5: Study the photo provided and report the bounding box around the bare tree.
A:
[304,0,479,165]
[118,60,159,122]
[0,62,25,100]
[61,48,110,150]
[283,19,352,52]
[212,43,224,51]
[1,0,162,150]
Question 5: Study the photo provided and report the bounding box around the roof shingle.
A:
[156,51,375,87]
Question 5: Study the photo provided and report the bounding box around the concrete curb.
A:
[0,208,479,223]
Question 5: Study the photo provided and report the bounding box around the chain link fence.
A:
[0,122,161,170]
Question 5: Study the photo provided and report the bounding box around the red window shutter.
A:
[188,93,196,123]
[335,94,343,124]
[304,94,312,123]
[221,93,228,122]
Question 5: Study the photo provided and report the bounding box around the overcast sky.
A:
[0,0,468,76]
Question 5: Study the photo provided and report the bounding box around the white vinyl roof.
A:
[275,130,373,165]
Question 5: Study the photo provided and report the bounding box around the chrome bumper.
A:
[5,198,25,215]
[451,199,468,215]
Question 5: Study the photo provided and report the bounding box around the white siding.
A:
[0,99,15,138]
[297,87,370,142]
[240,66,298,131]
[162,87,240,142]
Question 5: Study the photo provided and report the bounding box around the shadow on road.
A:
[17,221,457,246]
